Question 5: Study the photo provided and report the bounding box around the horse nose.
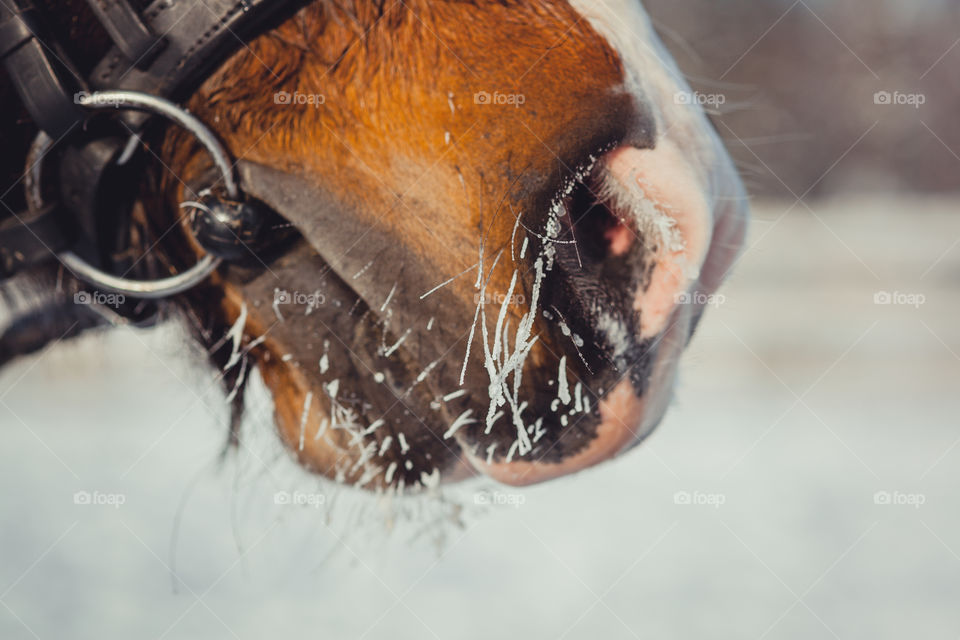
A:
[455,142,712,486]
[543,140,713,359]
[601,143,712,337]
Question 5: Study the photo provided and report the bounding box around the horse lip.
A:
[457,379,645,486]
[454,306,687,486]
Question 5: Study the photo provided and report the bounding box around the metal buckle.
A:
[28,90,238,299]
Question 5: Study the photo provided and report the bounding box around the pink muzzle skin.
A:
[464,143,710,486]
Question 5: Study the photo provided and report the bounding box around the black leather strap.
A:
[92,0,307,105]
[0,0,307,281]
[0,3,35,58]
[84,0,166,68]
[0,205,70,279]
[0,2,85,138]
[2,0,306,138]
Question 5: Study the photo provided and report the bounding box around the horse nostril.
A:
[598,143,713,339]
[559,174,635,264]
[604,221,635,257]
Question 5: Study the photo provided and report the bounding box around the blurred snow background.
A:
[1,196,958,639]
[3,0,960,638]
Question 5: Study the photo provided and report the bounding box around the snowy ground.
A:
[1,196,959,640]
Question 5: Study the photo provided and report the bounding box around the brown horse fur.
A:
[158,1,645,489]
[1,1,745,491]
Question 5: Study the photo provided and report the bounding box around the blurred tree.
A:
[646,0,960,197]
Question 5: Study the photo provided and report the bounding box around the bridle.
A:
[0,0,307,301]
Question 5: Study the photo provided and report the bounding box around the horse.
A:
[0,0,748,491]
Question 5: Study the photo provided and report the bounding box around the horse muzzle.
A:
[230,125,744,490]
[451,141,721,486]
